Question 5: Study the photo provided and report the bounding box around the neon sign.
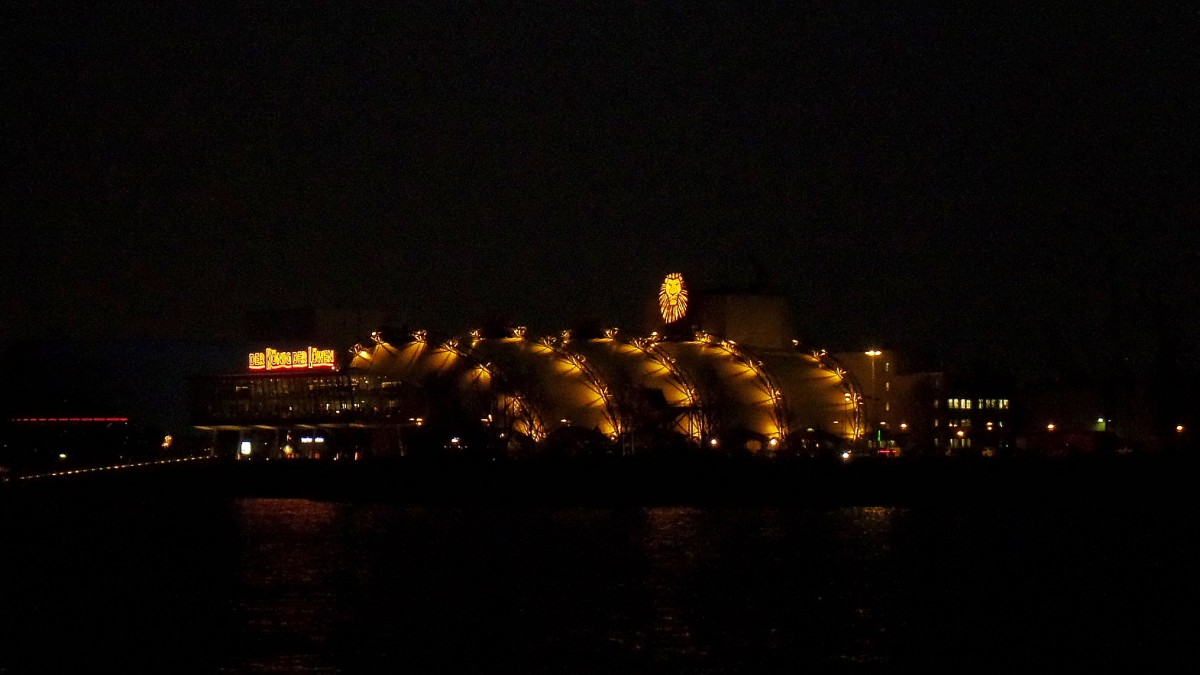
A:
[658,272,688,323]
[248,347,337,371]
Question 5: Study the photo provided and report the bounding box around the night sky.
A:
[5,3,1199,383]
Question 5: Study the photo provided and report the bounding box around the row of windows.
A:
[199,398,417,421]
[946,398,1010,410]
[933,419,1006,429]
[932,437,970,446]
[217,376,414,399]
[196,375,424,423]
[931,438,978,448]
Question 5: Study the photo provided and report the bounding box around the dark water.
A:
[1,488,1192,673]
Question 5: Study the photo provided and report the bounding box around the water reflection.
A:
[635,507,707,664]
[3,497,1176,673]
[616,505,911,670]
[221,502,922,671]
[230,499,357,673]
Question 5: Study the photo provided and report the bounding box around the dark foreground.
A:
[2,454,1195,673]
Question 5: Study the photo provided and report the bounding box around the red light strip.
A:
[16,417,127,422]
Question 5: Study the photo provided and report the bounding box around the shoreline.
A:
[4,453,1193,507]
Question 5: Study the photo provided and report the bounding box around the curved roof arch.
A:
[653,336,785,442]
[463,331,615,440]
[347,332,528,434]
[561,333,697,439]
[756,349,862,441]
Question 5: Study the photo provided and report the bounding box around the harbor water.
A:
[0,470,1192,673]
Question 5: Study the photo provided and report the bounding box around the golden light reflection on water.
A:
[629,505,908,667]
[232,499,356,673]
[3,492,1183,673]
[831,506,906,665]
[857,505,901,530]
[636,507,708,662]
[218,501,918,670]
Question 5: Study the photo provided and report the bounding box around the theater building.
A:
[192,275,867,459]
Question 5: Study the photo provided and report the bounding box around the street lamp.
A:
[865,350,882,448]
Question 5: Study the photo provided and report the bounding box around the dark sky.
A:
[4,2,1199,380]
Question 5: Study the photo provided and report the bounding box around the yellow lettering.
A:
[309,347,336,368]
[251,346,336,371]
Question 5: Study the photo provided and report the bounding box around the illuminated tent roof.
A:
[464,333,615,440]
[350,333,466,383]
[347,327,862,452]
[561,333,695,438]
[652,337,785,443]
[756,349,861,439]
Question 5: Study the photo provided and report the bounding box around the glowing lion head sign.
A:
[658,272,688,324]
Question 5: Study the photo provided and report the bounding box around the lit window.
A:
[885,402,890,412]
[885,382,890,392]
[977,399,984,409]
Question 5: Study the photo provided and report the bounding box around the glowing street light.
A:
[865,350,882,447]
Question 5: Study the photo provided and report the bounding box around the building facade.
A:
[193,275,867,459]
